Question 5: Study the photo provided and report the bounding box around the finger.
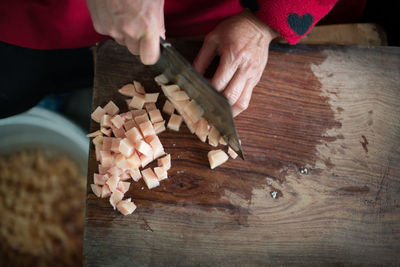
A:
[211,51,238,92]
[114,37,126,46]
[125,38,140,55]
[193,37,218,75]
[231,79,255,117]
[139,31,160,65]
[222,68,248,106]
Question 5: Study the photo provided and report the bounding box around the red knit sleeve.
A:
[248,0,339,44]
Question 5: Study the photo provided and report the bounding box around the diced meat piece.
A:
[117,181,130,194]
[154,167,168,181]
[110,138,122,153]
[124,119,137,131]
[98,164,109,175]
[139,121,156,138]
[219,137,227,145]
[128,168,142,182]
[162,100,175,115]
[208,149,229,169]
[92,135,103,146]
[125,127,143,143]
[129,95,146,110]
[106,175,120,192]
[108,166,123,177]
[153,120,166,134]
[171,90,190,101]
[141,168,160,189]
[145,93,159,103]
[140,154,153,168]
[111,126,125,138]
[120,171,131,181]
[183,100,204,124]
[109,190,124,210]
[104,100,120,116]
[208,126,220,147]
[126,152,141,169]
[161,84,180,97]
[100,151,113,167]
[154,73,169,85]
[182,113,196,134]
[102,137,113,151]
[119,138,134,157]
[87,130,102,137]
[94,173,108,185]
[131,109,147,117]
[117,199,137,215]
[135,140,153,156]
[101,184,112,198]
[227,146,238,159]
[195,118,209,142]
[91,106,106,123]
[95,144,101,161]
[133,81,146,94]
[172,99,190,114]
[126,99,133,109]
[101,127,112,137]
[101,114,113,128]
[91,184,102,197]
[148,109,162,124]
[149,135,165,159]
[115,154,130,170]
[118,83,136,97]
[120,111,133,121]
[134,113,150,125]
[144,103,157,112]
[157,154,171,170]
[167,114,183,131]
[111,114,125,129]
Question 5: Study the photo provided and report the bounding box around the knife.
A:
[151,38,244,159]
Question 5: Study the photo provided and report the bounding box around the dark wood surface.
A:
[84,40,400,266]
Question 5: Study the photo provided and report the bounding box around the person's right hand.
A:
[86,0,165,65]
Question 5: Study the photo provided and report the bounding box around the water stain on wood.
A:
[338,186,370,193]
[361,135,369,153]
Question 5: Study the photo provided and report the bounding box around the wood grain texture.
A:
[84,40,400,266]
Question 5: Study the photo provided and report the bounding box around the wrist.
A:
[241,9,280,42]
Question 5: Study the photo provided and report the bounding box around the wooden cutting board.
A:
[84,40,400,266]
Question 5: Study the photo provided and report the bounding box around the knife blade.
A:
[151,39,244,159]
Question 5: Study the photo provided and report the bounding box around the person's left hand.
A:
[193,9,279,117]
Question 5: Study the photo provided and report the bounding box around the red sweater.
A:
[0,0,364,49]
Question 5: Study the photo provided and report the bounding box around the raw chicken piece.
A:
[114,155,130,170]
[195,118,209,142]
[101,184,112,198]
[161,84,180,97]
[98,164,109,175]
[157,154,171,170]
[154,167,168,181]
[94,173,108,185]
[181,113,196,133]
[101,114,112,128]
[120,171,131,181]
[227,146,238,159]
[139,121,156,138]
[128,168,142,182]
[134,113,150,125]
[153,121,166,134]
[125,127,143,143]
[101,127,112,137]
[162,100,175,115]
[92,135,103,146]
[208,149,229,169]
[141,168,160,189]
[145,93,159,103]
[111,126,125,138]
[86,130,102,137]
[108,166,123,177]
[106,175,120,192]
[167,114,183,131]
[104,100,120,116]
[119,138,134,157]
[183,100,204,124]
[131,109,147,117]
[208,126,220,147]
[109,190,124,210]
[135,140,153,156]
[172,99,190,115]
[117,181,130,194]
[144,103,157,112]
[102,137,113,151]
[133,81,146,94]
[219,137,227,146]
[154,74,169,85]
[117,199,137,215]
[124,119,137,131]
[148,135,165,159]
[129,95,146,110]
[148,109,163,124]
[171,90,190,101]
[95,145,101,161]
[120,111,133,121]
[118,84,136,97]
[126,152,141,169]
[100,151,113,167]
[111,114,125,129]
[140,154,153,168]
[91,106,106,123]
[110,138,122,153]
[91,184,102,197]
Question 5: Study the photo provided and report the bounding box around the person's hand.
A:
[86,0,165,65]
[193,9,279,117]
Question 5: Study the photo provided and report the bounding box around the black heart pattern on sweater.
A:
[287,13,314,36]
